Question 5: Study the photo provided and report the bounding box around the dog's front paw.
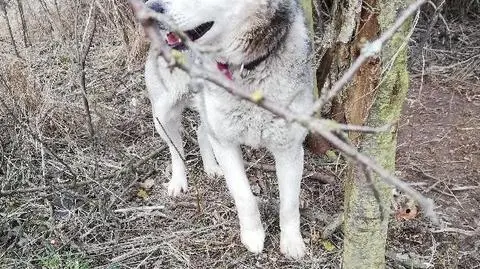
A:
[240,227,265,254]
[167,177,188,197]
[280,232,306,259]
[204,164,223,178]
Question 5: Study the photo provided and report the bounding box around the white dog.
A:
[144,0,314,259]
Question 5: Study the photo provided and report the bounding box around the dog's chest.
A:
[201,84,306,149]
[203,93,262,146]
[199,58,312,149]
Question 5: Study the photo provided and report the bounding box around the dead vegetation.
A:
[0,1,479,268]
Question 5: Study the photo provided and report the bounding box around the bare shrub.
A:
[2,57,40,112]
[445,0,480,16]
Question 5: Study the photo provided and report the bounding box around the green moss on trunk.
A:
[301,0,314,33]
[300,0,318,97]
[342,1,412,268]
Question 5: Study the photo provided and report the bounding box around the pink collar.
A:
[166,33,265,80]
[216,62,233,80]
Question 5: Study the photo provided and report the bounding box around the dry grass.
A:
[444,0,480,16]
[1,1,479,268]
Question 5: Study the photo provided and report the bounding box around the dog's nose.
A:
[146,2,165,13]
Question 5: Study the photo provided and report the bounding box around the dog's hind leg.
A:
[272,144,306,259]
[152,101,187,197]
[209,137,265,253]
[197,123,222,177]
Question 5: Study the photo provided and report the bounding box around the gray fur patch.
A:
[241,1,295,65]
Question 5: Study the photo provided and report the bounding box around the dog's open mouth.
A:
[166,21,214,50]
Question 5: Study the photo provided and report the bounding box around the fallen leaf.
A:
[137,189,149,200]
[321,239,336,252]
[395,205,419,221]
[325,150,338,161]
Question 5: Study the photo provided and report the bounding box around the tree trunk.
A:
[306,0,358,155]
[300,0,319,100]
[301,0,314,35]
[1,2,21,58]
[341,0,412,268]
[16,0,29,47]
[38,0,56,34]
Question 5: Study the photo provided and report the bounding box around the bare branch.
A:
[0,180,95,197]
[77,0,97,140]
[1,1,21,58]
[322,213,344,239]
[114,205,166,213]
[363,166,386,221]
[15,0,29,47]
[155,117,186,163]
[329,120,393,134]
[314,127,436,223]
[244,161,335,184]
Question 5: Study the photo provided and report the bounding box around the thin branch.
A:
[363,166,386,221]
[245,161,334,184]
[128,0,438,225]
[114,205,166,213]
[105,145,168,180]
[322,213,344,239]
[430,227,478,237]
[15,0,29,48]
[420,0,446,47]
[335,122,393,133]
[314,127,436,223]
[74,0,98,185]
[155,117,186,163]
[0,87,77,178]
[78,0,97,139]
[0,180,94,196]
[386,251,433,269]
[1,1,21,58]
[155,118,203,212]
[312,0,428,112]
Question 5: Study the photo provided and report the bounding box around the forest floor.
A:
[0,6,479,269]
[390,15,480,268]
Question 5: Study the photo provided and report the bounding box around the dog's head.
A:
[145,0,295,65]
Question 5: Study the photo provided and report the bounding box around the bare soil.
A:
[390,78,480,268]
[389,16,480,269]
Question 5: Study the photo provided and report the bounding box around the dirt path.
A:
[390,75,480,268]
[390,18,480,266]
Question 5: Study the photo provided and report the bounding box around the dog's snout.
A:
[147,2,165,13]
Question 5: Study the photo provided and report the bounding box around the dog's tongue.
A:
[217,62,233,80]
[166,32,182,46]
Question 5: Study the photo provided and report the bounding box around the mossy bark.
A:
[300,0,318,97]
[305,0,358,155]
[301,0,314,33]
[342,0,412,268]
